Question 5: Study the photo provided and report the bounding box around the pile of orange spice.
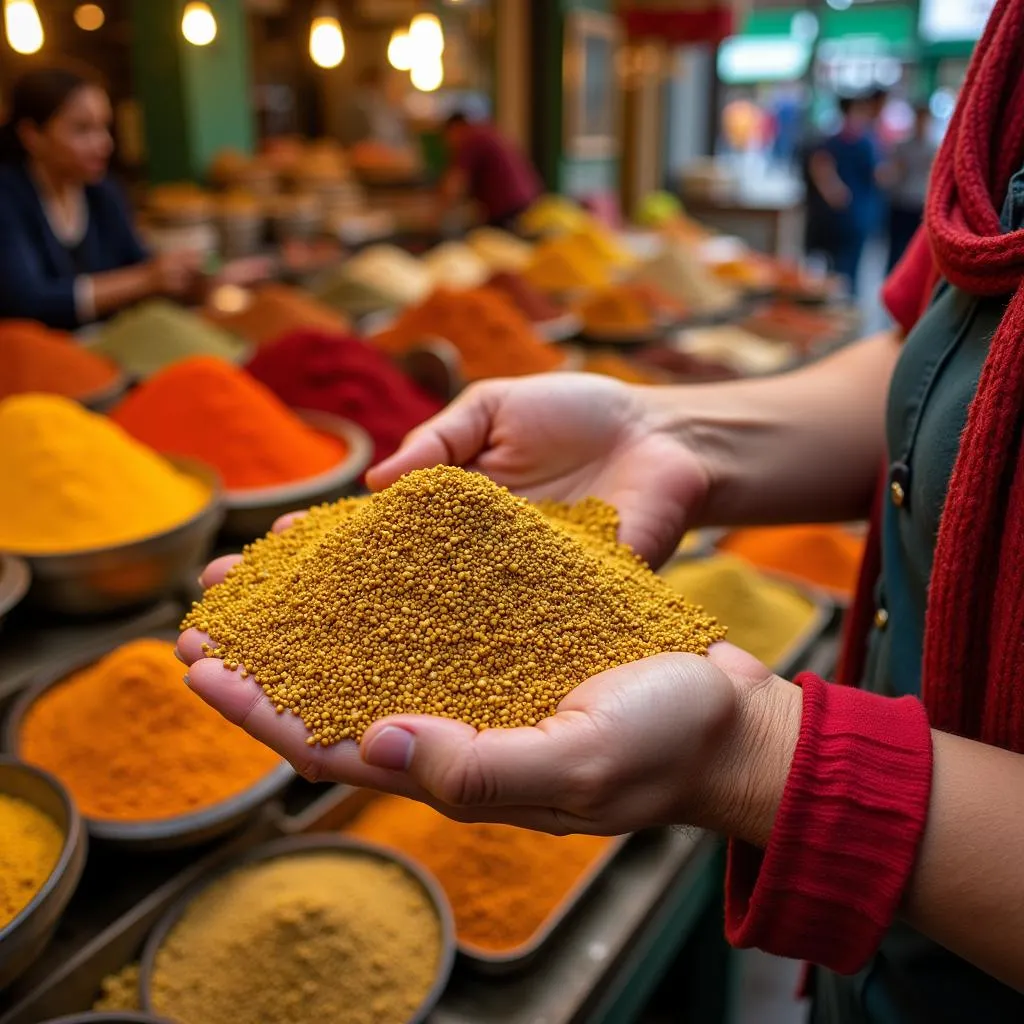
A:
[719,524,866,600]
[0,320,119,401]
[347,795,612,952]
[19,639,281,821]
[112,356,347,490]
[372,287,564,381]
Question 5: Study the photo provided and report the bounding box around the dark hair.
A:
[0,65,99,163]
[443,111,469,131]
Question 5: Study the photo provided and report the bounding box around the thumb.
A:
[366,384,499,490]
[360,714,582,809]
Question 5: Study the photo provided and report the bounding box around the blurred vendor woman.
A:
[0,66,198,330]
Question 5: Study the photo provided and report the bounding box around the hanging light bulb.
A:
[387,28,412,71]
[73,3,105,31]
[309,9,345,69]
[410,54,444,92]
[4,0,44,54]
[181,1,217,46]
[409,12,444,57]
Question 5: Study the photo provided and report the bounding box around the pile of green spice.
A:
[149,851,442,1024]
[184,466,725,746]
[93,300,247,378]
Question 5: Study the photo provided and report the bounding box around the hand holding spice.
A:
[178,372,799,841]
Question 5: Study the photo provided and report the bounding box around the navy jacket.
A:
[0,163,147,330]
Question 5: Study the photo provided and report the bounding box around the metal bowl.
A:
[40,1016,170,1024]
[138,835,456,1023]
[14,460,223,618]
[220,412,373,541]
[0,553,31,629]
[0,757,88,990]
[3,634,295,852]
[80,371,132,414]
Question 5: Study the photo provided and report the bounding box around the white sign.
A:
[919,0,996,42]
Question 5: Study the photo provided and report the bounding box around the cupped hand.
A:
[367,374,709,569]
[180,544,795,839]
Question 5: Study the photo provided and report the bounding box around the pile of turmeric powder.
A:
[0,793,63,927]
[19,639,282,821]
[184,467,726,745]
[0,394,209,555]
[347,795,611,952]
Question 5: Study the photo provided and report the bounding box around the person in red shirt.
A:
[180,1,1024,1016]
[437,112,542,230]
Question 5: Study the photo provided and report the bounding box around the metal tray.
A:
[286,784,633,975]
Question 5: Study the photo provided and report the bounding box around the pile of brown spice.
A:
[184,466,725,745]
[149,851,442,1024]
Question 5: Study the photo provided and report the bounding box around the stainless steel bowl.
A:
[220,412,373,541]
[41,1016,171,1024]
[80,371,132,414]
[3,633,295,852]
[15,460,223,618]
[138,835,456,1024]
[0,553,31,629]
[0,758,88,990]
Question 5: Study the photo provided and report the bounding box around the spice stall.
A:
[0,191,857,1024]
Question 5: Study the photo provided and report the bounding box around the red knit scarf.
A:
[899,0,1024,751]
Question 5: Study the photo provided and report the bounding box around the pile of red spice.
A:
[372,287,564,381]
[0,320,119,401]
[245,329,442,467]
[111,355,347,490]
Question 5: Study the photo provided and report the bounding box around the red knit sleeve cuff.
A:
[724,673,933,974]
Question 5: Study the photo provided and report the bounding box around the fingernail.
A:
[183,674,192,688]
[196,575,206,589]
[363,726,414,771]
[173,647,186,665]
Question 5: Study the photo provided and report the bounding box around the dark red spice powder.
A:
[245,329,442,468]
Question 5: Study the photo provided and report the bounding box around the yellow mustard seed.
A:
[182,466,726,744]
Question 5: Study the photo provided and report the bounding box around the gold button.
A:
[874,607,889,630]
[890,481,905,508]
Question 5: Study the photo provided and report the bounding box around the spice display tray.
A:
[284,784,632,975]
[0,782,716,1024]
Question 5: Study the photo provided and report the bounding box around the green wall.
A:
[130,0,254,183]
[534,0,619,198]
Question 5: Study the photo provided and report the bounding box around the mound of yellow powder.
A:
[660,554,817,668]
[0,394,209,554]
[184,466,725,745]
[149,852,442,1024]
[0,793,64,927]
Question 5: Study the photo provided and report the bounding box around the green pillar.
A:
[130,0,255,184]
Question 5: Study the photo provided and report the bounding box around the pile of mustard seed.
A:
[183,466,725,745]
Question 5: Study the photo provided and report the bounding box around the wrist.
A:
[700,670,802,847]
[641,382,783,529]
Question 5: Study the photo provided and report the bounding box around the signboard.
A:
[619,0,743,44]
[919,0,995,42]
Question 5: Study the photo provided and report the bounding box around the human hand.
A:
[368,374,709,570]
[179,551,799,841]
[148,250,201,297]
